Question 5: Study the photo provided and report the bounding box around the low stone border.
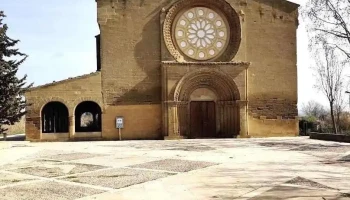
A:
[310,132,350,143]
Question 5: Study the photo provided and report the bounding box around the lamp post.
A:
[346,91,350,109]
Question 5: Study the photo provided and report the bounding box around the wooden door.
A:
[190,101,216,138]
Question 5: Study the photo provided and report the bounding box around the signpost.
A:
[116,117,124,141]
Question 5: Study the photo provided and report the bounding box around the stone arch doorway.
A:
[41,102,69,133]
[173,70,241,138]
[75,101,102,133]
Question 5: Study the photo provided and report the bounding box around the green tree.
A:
[0,11,32,138]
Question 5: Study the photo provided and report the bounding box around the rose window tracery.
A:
[174,7,229,61]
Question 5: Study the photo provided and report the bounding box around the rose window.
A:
[174,7,229,61]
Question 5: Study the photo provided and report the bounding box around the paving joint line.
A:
[0,179,44,190]
[279,183,339,191]
[1,157,112,171]
[0,169,117,192]
[54,167,116,179]
[233,186,265,199]
[121,166,178,174]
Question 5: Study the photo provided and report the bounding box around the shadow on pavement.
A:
[1,134,26,141]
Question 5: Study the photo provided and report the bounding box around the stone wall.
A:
[249,98,297,120]
[102,105,162,140]
[243,0,298,136]
[25,72,102,141]
[245,0,298,121]
[97,0,164,105]
[97,0,169,139]
[249,118,298,137]
[310,133,350,143]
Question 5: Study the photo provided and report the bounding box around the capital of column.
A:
[165,101,189,106]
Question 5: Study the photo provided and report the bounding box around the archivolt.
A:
[174,69,240,101]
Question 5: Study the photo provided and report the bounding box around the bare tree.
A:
[303,0,350,58]
[301,100,328,120]
[335,101,346,133]
[334,83,347,132]
[313,40,346,134]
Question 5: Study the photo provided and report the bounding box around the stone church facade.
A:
[25,0,299,141]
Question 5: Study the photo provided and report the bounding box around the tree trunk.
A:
[336,109,341,134]
[330,102,338,134]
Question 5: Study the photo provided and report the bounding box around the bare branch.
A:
[303,0,350,59]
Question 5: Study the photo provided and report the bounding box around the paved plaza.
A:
[0,137,350,199]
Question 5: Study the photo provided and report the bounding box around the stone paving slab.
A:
[285,176,334,189]
[0,180,103,200]
[339,154,350,162]
[3,150,101,165]
[258,142,306,149]
[129,159,217,172]
[0,142,9,150]
[310,177,350,192]
[1,137,350,200]
[100,142,216,152]
[77,164,257,200]
[0,172,36,187]
[41,152,107,161]
[60,168,175,189]
[292,144,350,153]
[8,160,107,177]
[2,159,62,170]
[248,185,347,200]
[74,155,163,168]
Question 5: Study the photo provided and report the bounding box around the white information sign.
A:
[116,117,124,129]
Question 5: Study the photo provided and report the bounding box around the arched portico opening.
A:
[41,102,69,133]
[75,101,102,132]
[173,70,241,138]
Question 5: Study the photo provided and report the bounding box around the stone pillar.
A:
[178,101,188,137]
[165,101,187,140]
[238,101,249,138]
[69,116,75,139]
[38,116,42,140]
[26,116,41,141]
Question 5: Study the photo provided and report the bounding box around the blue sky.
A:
[1,0,323,110]
[1,0,99,86]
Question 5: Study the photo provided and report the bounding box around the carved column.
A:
[165,101,187,140]
[238,100,248,138]
[177,101,188,137]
